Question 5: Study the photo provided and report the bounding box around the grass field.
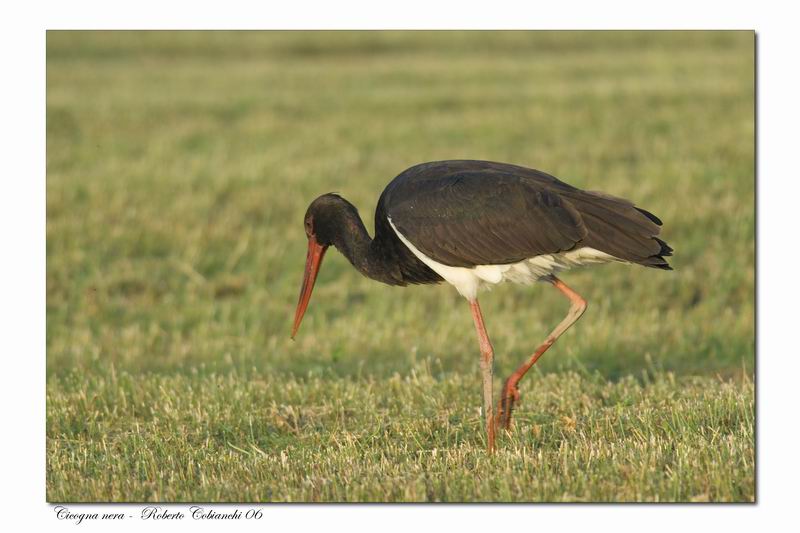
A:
[46,31,755,502]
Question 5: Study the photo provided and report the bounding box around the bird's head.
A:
[291,193,358,339]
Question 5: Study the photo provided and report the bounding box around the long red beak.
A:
[291,236,327,339]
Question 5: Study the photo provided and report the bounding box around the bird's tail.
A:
[565,191,673,270]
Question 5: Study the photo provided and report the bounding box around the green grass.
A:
[46,31,755,502]
[47,367,753,502]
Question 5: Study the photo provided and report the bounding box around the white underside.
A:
[388,217,622,301]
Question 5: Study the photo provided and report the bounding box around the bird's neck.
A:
[330,209,397,285]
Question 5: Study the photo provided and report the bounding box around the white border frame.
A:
[4,0,797,530]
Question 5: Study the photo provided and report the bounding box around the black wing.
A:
[381,163,588,268]
[379,160,672,270]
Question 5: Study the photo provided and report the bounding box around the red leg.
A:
[469,299,496,452]
[496,276,587,431]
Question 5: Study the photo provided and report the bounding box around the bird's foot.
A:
[495,380,520,431]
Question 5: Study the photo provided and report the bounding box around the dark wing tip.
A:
[636,207,663,226]
[639,236,674,270]
[641,256,673,270]
[655,237,673,257]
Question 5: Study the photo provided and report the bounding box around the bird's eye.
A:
[304,219,313,233]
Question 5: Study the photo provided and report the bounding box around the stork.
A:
[291,160,672,451]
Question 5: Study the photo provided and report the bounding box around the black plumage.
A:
[380,160,672,271]
[302,160,671,290]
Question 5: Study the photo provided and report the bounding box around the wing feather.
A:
[385,170,587,267]
[377,160,671,271]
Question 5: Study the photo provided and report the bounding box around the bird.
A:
[291,160,672,451]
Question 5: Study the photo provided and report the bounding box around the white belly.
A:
[388,218,621,301]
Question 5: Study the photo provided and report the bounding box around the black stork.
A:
[291,160,672,451]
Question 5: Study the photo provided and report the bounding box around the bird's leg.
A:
[469,299,496,452]
[496,276,587,431]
